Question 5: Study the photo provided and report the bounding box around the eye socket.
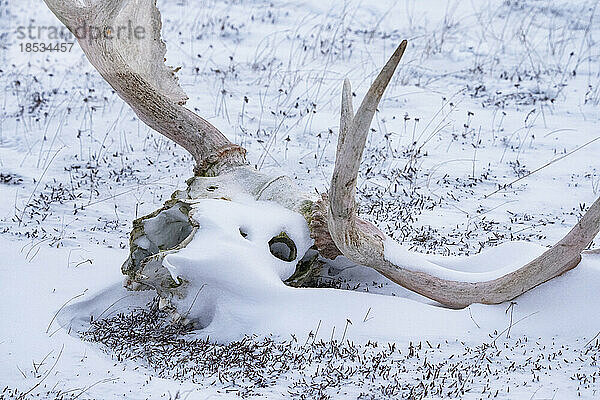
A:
[268,232,297,262]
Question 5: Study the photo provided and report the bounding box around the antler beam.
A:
[43,0,247,175]
[327,41,600,308]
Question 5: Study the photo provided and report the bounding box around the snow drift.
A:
[59,198,600,344]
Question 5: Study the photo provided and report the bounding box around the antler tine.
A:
[330,40,407,228]
[350,40,408,155]
[337,78,354,155]
[327,41,600,308]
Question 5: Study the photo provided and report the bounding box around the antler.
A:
[328,40,600,308]
[43,0,246,176]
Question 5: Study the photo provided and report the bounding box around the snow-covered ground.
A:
[1,0,600,398]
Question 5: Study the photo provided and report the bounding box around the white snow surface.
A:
[2,0,600,397]
[384,237,546,282]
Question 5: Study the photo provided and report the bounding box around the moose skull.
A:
[120,167,321,317]
[44,0,600,312]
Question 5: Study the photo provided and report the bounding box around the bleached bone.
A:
[44,0,600,309]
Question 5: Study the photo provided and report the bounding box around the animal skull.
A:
[120,167,320,312]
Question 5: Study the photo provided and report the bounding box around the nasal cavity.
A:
[268,232,297,262]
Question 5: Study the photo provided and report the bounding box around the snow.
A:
[384,238,546,282]
[56,198,600,350]
[2,0,600,397]
[3,211,600,397]
[130,198,598,343]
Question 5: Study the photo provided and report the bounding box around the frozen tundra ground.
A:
[2,0,600,398]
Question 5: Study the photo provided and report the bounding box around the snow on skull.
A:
[160,198,313,333]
